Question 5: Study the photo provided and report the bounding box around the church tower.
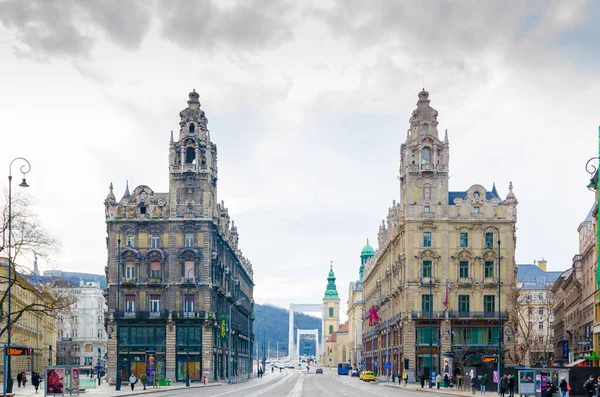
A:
[323,263,340,342]
[359,239,375,280]
[399,89,449,216]
[168,89,218,219]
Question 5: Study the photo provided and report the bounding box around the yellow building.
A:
[363,89,518,381]
[0,258,57,382]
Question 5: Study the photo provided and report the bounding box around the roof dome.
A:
[361,239,375,256]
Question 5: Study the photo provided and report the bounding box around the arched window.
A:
[422,148,431,164]
[189,123,195,133]
[422,124,429,134]
[329,325,334,335]
[185,147,196,164]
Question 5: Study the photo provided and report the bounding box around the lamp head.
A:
[588,178,597,191]
[19,178,29,188]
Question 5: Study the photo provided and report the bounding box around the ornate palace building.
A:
[362,89,518,382]
[104,90,254,383]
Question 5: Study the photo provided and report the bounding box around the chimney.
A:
[537,258,547,272]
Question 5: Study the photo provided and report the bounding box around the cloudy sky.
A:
[1,0,599,317]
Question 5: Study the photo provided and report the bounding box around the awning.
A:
[566,358,588,367]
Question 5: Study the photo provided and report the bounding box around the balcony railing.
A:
[172,311,206,319]
[116,310,169,319]
[448,311,509,319]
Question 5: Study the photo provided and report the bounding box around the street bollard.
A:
[203,375,207,385]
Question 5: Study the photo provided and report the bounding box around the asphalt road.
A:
[141,368,435,397]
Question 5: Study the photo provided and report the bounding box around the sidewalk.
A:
[379,379,476,397]
[6,380,223,396]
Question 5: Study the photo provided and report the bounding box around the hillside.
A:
[254,303,321,357]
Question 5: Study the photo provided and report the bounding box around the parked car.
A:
[351,369,360,377]
[287,365,295,369]
[360,370,375,382]
[316,368,323,374]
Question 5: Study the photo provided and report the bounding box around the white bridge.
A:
[288,304,323,359]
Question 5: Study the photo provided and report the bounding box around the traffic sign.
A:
[384,362,391,369]
[577,341,591,345]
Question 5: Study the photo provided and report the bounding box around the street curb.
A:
[380,383,468,397]
[98,383,222,396]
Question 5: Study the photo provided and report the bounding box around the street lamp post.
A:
[3,157,30,397]
[586,128,600,294]
[484,225,501,395]
[418,268,433,388]
[228,297,247,384]
[115,225,134,391]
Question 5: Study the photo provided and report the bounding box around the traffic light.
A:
[329,348,332,353]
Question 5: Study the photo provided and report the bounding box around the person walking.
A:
[129,374,137,391]
[22,372,27,388]
[501,374,509,397]
[420,369,426,388]
[140,374,148,390]
[471,374,478,395]
[444,373,450,388]
[584,375,596,397]
[17,372,22,388]
[31,372,40,393]
[559,377,569,397]
[403,371,408,386]
[436,373,443,389]
[508,374,516,397]
[480,374,488,394]
[392,372,396,383]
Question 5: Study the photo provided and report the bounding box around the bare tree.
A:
[507,285,555,366]
[0,190,75,337]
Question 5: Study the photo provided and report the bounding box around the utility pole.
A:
[385,303,389,382]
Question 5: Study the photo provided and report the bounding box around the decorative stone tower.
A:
[323,263,340,342]
[399,89,450,216]
[359,239,375,280]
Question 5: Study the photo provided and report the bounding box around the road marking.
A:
[210,372,292,397]
[286,372,304,397]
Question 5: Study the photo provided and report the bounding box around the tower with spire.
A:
[361,88,519,378]
[323,262,340,340]
[103,90,254,384]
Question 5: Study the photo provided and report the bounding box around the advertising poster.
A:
[71,368,79,396]
[443,357,453,378]
[535,373,542,392]
[493,371,498,383]
[46,367,66,396]
[518,370,535,395]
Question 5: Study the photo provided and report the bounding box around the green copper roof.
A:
[361,239,375,256]
[324,263,339,300]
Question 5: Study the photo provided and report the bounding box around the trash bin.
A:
[7,378,14,393]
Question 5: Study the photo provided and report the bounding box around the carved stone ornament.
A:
[418,221,437,230]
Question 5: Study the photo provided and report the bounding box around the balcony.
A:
[147,277,163,285]
[411,311,445,319]
[448,311,509,319]
[180,277,198,284]
[121,278,137,287]
[421,164,434,172]
[172,311,206,319]
[116,310,169,319]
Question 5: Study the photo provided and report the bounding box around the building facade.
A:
[0,260,57,381]
[514,260,561,366]
[362,90,518,381]
[54,281,107,373]
[104,90,254,383]
[552,205,596,366]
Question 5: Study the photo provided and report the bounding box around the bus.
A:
[337,362,349,375]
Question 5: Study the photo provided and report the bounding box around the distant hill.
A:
[41,270,106,289]
[254,303,321,357]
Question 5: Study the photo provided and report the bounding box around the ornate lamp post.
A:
[228,297,247,384]
[483,225,501,395]
[115,225,134,391]
[586,128,600,293]
[3,157,30,396]
[418,268,433,388]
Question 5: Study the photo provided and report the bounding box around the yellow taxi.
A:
[360,370,375,382]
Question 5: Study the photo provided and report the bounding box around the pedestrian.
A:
[436,373,443,389]
[129,374,137,391]
[508,374,515,397]
[444,373,450,388]
[559,377,569,397]
[22,372,27,388]
[584,375,596,397]
[140,374,148,390]
[32,372,40,394]
[392,372,396,383]
[545,382,556,397]
[501,374,509,397]
[471,374,478,395]
[403,371,408,386]
[420,369,426,388]
[480,374,488,394]
[17,372,22,388]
